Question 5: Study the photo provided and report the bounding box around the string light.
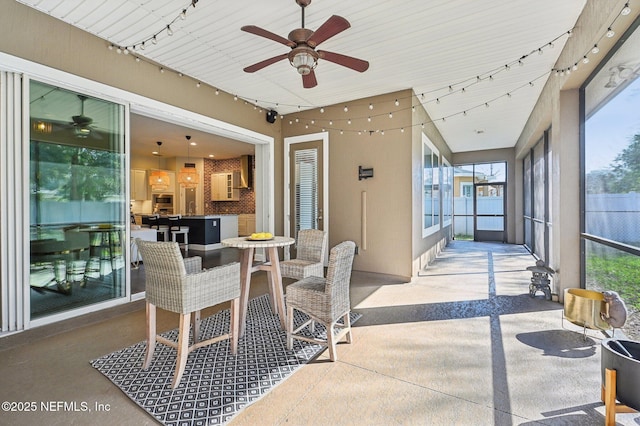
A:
[107,8,629,136]
[111,16,576,126]
[621,3,631,16]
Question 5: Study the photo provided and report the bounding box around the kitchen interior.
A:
[130,113,258,248]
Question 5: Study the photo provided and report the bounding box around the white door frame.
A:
[284,131,329,260]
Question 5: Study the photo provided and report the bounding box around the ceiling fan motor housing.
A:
[288,29,318,75]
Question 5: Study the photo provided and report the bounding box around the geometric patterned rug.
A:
[91,294,361,425]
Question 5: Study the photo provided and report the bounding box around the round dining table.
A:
[221,236,295,336]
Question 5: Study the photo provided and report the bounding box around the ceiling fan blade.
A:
[302,70,318,88]
[306,15,350,47]
[318,50,369,72]
[243,53,289,73]
[241,25,295,47]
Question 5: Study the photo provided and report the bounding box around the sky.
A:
[585,76,640,173]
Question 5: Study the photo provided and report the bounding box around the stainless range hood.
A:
[238,155,253,189]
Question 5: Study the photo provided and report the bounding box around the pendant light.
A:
[148,141,171,191]
[178,135,200,188]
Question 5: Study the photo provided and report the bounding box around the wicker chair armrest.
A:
[182,262,241,312]
[183,256,202,274]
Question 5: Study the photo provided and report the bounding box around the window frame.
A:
[422,134,441,238]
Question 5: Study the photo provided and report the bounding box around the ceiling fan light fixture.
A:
[289,49,318,75]
[74,127,91,138]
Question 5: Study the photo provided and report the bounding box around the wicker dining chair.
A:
[280,229,327,280]
[286,240,356,361]
[135,239,241,388]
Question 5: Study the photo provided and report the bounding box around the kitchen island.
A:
[140,215,238,251]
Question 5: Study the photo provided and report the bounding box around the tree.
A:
[609,133,640,193]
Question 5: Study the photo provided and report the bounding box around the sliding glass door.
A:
[29,80,127,319]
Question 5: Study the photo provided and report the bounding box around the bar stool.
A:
[168,214,189,252]
[148,214,169,242]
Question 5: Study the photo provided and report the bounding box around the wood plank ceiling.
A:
[16,0,588,153]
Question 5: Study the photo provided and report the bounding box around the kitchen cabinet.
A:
[211,172,240,201]
[131,169,149,200]
[238,214,256,236]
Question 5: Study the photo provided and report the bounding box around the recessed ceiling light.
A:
[190,142,197,146]
[152,151,159,155]
[209,154,215,157]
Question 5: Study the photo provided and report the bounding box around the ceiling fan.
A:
[241,0,369,88]
[71,95,94,138]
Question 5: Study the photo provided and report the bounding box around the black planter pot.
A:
[601,339,640,411]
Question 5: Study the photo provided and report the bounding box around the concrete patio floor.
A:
[0,240,638,425]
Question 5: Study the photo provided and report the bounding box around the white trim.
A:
[283,132,329,261]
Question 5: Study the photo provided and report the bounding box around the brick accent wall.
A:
[204,156,255,214]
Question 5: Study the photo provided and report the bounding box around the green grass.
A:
[585,252,640,312]
[454,233,473,241]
